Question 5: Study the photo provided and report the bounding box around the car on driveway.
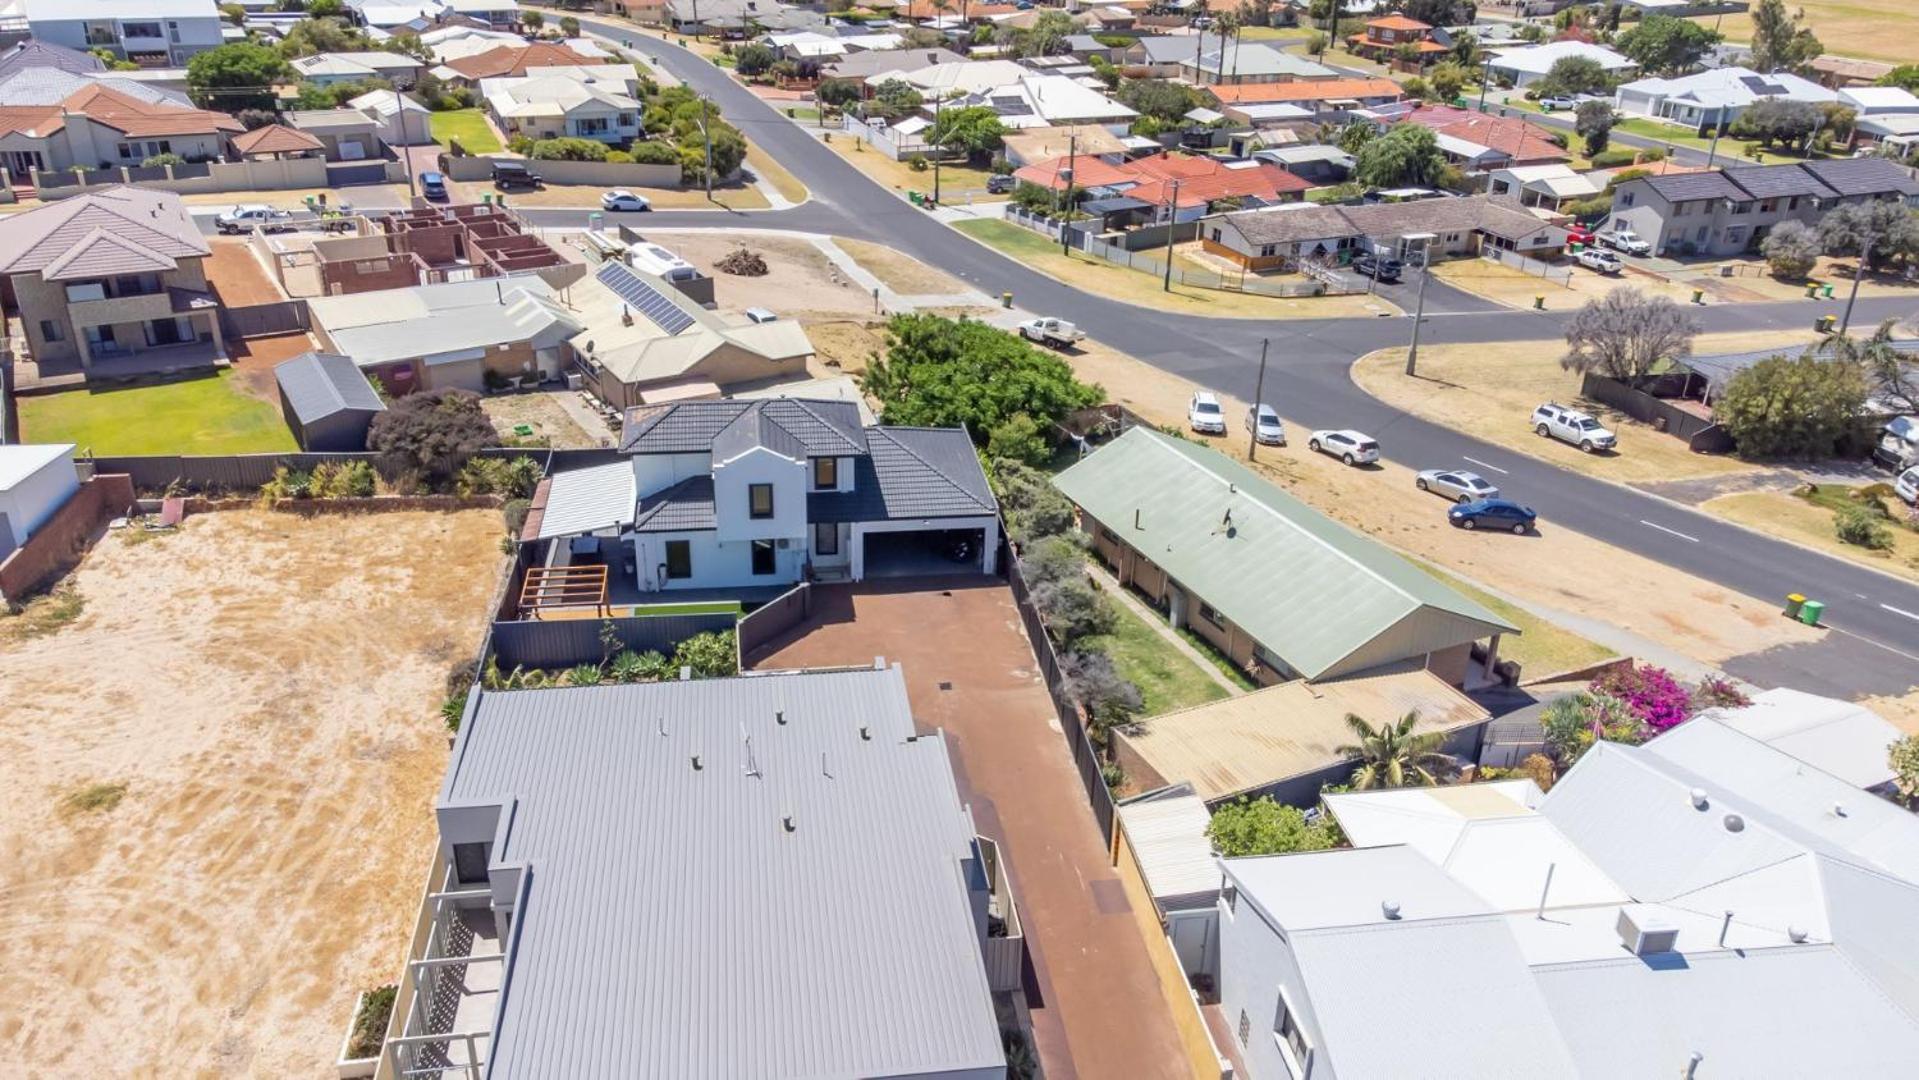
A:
[1354,253,1403,282]
[1450,499,1537,533]
[1896,465,1919,505]
[419,171,448,200]
[1532,402,1618,453]
[1538,95,1577,111]
[602,189,651,211]
[1600,229,1652,256]
[1189,391,1227,434]
[986,174,1016,194]
[216,204,295,234]
[1416,469,1499,503]
[1308,429,1379,466]
[492,160,543,190]
[1576,248,1622,274]
[1246,404,1286,445]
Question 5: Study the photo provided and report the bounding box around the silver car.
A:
[1416,469,1500,504]
[1246,404,1286,446]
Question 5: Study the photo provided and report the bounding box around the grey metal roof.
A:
[1679,335,1919,393]
[1799,155,1919,197]
[272,351,385,424]
[620,399,868,456]
[1639,170,1747,202]
[443,667,1004,1079]
[1052,427,1514,680]
[632,474,717,532]
[533,460,635,539]
[1721,163,1836,200]
[807,427,998,523]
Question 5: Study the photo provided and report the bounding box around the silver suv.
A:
[1531,403,1617,453]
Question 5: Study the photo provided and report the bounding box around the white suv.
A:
[1897,465,1918,506]
[1188,392,1226,435]
[1532,403,1618,453]
[1308,429,1380,466]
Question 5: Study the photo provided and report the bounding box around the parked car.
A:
[216,204,294,234]
[1532,402,1618,453]
[1308,429,1380,466]
[1188,391,1227,435]
[1600,229,1652,256]
[744,307,778,324]
[1415,469,1500,504]
[1896,465,1919,505]
[1873,416,1918,469]
[986,174,1016,194]
[1246,404,1286,446]
[1450,498,1537,534]
[602,188,651,211]
[1538,95,1577,111]
[419,171,447,200]
[1017,316,1084,348]
[1354,253,1403,282]
[1565,224,1596,247]
[1576,248,1622,274]
[492,160,543,190]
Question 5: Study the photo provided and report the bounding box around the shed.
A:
[0,443,80,560]
[274,351,386,451]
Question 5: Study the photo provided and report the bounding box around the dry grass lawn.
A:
[479,390,603,448]
[1679,255,1919,304]
[1349,331,1822,484]
[1432,258,1705,312]
[802,318,889,375]
[821,135,1005,201]
[449,176,770,210]
[647,229,879,317]
[1694,1,1918,64]
[836,236,970,296]
[1702,491,1919,583]
[0,510,505,1076]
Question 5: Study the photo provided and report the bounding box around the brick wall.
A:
[0,474,134,603]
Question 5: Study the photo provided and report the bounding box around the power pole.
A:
[1060,131,1077,257]
[1477,54,1492,113]
[1705,104,1725,167]
[697,111,713,201]
[931,91,943,205]
[1839,223,1878,336]
[1161,178,1182,291]
[1248,338,1269,461]
[1405,242,1432,377]
[397,88,416,199]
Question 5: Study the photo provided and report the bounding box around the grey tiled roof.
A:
[620,399,868,456]
[712,403,809,463]
[1798,157,1919,198]
[1722,164,1835,200]
[633,474,717,532]
[273,351,384,423]
[1641,171,1746,202]
[808,427,997,523]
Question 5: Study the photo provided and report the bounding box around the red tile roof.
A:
[229,122,324,156]
[446,43,604,80]
[1015,151,1309,208]
[1012,155,1138,191]
[8,84,244,139]
[1422,113,1570,164]
[1367,15,1432,32]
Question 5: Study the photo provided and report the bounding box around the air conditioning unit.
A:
[776,539,791,549]
[1616,905,1680,956]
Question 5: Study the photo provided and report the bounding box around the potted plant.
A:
[335,984,396,1079]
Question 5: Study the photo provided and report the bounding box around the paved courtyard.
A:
[747,578,1190,1080]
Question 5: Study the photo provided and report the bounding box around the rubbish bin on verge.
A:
[1799,599,1826,626]
[1783,593,1806,618]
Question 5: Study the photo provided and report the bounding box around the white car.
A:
[1246,403,1286,446]
[1896,465,1919,505]
[1188,391,1226,435]
[1601,229,1652,256]
[216,204,294,234]
[1532,402,1618,453]
[1017,316,1084,348]
[1538,95,1577,112]
[1416,468,1500,504]
[1576,248,1622,274]
[1308,429,1380,466]
[601,189,651,211]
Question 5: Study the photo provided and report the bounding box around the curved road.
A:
[564,17,1919,691]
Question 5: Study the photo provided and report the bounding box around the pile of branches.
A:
[716,247,768,276]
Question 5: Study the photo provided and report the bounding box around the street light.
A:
[1839,222,1878,336]
[1403,232,1436,377]
[1161,177,1183,291]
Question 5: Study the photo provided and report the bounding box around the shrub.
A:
[1691,675,1751,711]
[1836,505,1894,549]
[1541,690,1646,767]
[1061,649,1143,735]
[1030,576,1114,643]
[1590,663,1692,731]
[1022,533,1087,589]
[440,695,466,732]
[605,149,633,163]
[673,630,738,677]
[501,497,531,538]
[1206,797,1341,857]
[368,390,498,485]
[345,985,397,1060]
[1588,147,1639,168]
[609,649,673,682]
[311,459,375,498]
[259,465,313,503]
[141,152,186,167]
[1891,733,1919,805]
[986,412,1051,467]
[626,139,679,164]
[530,137,608,161]
[992,459,1078,544]
[565,663,605,686]
[906,153,928,172]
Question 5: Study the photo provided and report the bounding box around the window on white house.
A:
[1273,987,1314,1078]
[813,456,837,489]
[749,483,774,519]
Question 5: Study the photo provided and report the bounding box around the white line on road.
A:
[1882,604,1919,623]
[1461,456,1508,475]
[1639,520,1701,543]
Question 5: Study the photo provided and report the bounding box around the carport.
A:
[852,517,999,579]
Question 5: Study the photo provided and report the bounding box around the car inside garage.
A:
[858,524,990,579]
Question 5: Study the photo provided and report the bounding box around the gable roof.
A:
[0,185,208,276]
[0,39,105,80]
[306,276,584,367]
[632,473,717,533]
[807,427,999,522]
[273,351,387,424]
[39,227,178,280]
[1053,427,1514,680]
[59,81,242,137]
[1799,155,1919,197]
[229,122,325,156]
[1206,77,1402,105]
[619,398,869,456]
[446,41,603,79]
[1690,689,1904,789]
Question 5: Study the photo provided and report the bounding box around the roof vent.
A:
[1788,925,1809,943]
[1616,905,1680,956]
[1689,787,1710,810]
[1832,802,1847,818]
[859,725,871,741]
[776,709,786,725]
[782,815,796,833]
[690,754,703,771]
[1723,813,1745,833]
[1381,900,1401,920]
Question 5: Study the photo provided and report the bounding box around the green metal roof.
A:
[1051,427,1517,681]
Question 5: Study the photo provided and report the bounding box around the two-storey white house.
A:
[27,0,226,68]
[523,398,1000,601]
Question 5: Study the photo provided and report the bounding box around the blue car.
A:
[419,171,448,200]
[1449,499,1537,534]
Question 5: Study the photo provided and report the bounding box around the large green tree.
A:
[186,42,290,112]
[1116,78,1205,125]
[1535,55,1611,98]
[1818,199,1919,270]
[1729,97,1822,148]
[862,314,1103,435]
[928,106,1006,161]
[1614,14,1720,77]
[1338,712,1456,789]
[1575,99,1614,156]
[1353,123,1447,188]
[1206,797,1342,857]
[1716,352,1867,459]
[1829,318,1919,415]
[1748,0,1822,74]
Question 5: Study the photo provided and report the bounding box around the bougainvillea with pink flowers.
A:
[1590,664,1693,731]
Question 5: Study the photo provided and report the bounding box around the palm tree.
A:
[1829,317,1917,415]
[1338,711,1456,789]
[1214,11,1242,85]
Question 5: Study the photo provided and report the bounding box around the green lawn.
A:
[1412,560,1616,680]
[630,600,744,617]
[430,108,502,153]
[1083,601,1228,717]
[17,371,295,455]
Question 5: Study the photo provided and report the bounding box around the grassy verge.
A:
[1412,561,1616,678]
[745,139,809,204]
[952,218,1397,320]
[18,371,296,455]
[820,133,1001,198]
[1174,626,1259,691]
[1081,601,1229,716]
[1702,487,1919,582]
[429,108,501,153]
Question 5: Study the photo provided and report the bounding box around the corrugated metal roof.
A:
[533,460,635,539]
[273,351,385,425]
[1692,689,1903,789]
[308,277,584,367]
[444,668,1004,1079]
[1052,428,1514,679]
[806,427,998,523]
[1116,790,1220,908]
[0,442,74,491]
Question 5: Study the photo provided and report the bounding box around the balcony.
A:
[67,290,174,328]
[383,856,504,1080]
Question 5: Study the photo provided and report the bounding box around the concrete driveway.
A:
[746,578,1192,1080]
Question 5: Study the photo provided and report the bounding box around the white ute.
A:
[217,204,294,234]
[1532,402,1618,453]
[1017,316,1084,348]
[1576,248,1622,273]
[1601,228,1651,256]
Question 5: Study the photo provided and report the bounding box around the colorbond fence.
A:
[487,612,737,671]
[81,447,624,493]
[736,582,812,664]
[1006,544,1117,844]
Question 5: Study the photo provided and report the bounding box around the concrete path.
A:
[1084,561,1245,698]
[811,235,997,312]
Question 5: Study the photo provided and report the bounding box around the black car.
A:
[1354,254,1403,282]
[492,160,543,190]
[986,174,1016,194]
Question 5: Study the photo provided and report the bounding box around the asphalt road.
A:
[492,19,1919,691]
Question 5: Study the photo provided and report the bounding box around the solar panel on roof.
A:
[596,262,695,335]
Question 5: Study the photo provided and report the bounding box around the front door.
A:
[147,318,184,346]
[751,539,777,576]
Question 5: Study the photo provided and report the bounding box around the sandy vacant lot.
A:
[0,509,503,1077]
[645,229,879,318]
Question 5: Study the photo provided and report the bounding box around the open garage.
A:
[853,518,999,579]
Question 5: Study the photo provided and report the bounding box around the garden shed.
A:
[274,351,385,451]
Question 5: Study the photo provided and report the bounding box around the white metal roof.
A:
[1692,690,1903,789]
[533,461,635,539]
[1487,40,1634,76]
[1116,791,1219,908]
[0,443,74,491]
